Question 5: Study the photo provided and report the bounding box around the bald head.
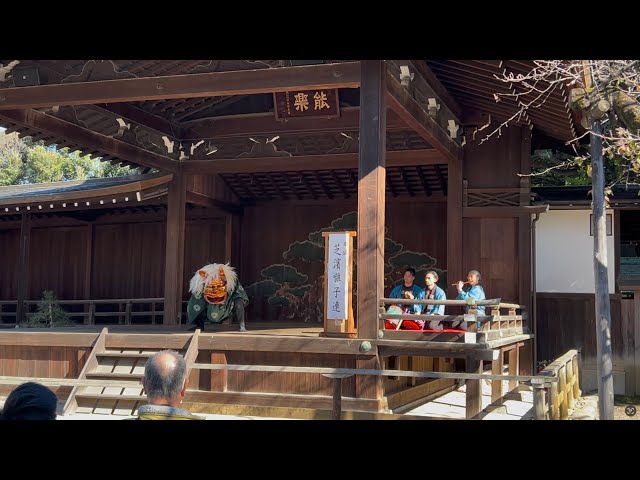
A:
[143,350,188,405]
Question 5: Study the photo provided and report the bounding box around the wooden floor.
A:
[4,322,325,336]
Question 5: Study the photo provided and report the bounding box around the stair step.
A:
[76,393,147,402]
[86,372,143,380]
[97,352,154,359]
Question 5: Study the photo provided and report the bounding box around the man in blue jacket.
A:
[455,269,486,315]
[424,270,447,329]
[389,267,425,314]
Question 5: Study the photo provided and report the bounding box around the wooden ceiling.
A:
[0,60,578,206]
[425,60,576,142]
[220,164,448,202]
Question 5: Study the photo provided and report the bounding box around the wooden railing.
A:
[0,298,191,325]
[379,297,527,342]
[531,349,581,420]
[0,326,579,420]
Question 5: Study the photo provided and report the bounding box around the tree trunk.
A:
[591,119,614,420]
[612,90,640,132]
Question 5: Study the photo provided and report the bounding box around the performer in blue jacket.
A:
[389,267,425,314]
[455,269,486,315]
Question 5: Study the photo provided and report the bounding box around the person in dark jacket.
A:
[1,382,58,420]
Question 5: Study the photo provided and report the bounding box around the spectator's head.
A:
[1,382,58,420]
[403,267,416,286]
[142,350,188,407]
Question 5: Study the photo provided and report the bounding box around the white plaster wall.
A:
[535,209,615,293]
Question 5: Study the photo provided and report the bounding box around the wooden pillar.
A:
[465,355,482,419]
[84,223,93,299]
[231,214,243,272]
[356,60,386,403]
[224,214,233,264]
[532,383,546,420]
[491,348,504,403]
[210,352,228,392]
[519,127,532,348]
[163,168,187,325]
[16,212,31,323]
[83,223,94,325]
[447,139,463,292]
[519,340,533,376]
[508,346,519,391]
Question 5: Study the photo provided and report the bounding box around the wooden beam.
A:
[91,103,184,138]
[197,333,372,355]
[0,62,362,109]
[435,164,447,195]
[182,149,446,175]
[181,108,407,140]
[416,166,433,197]
[163,169,187,325]
[447,153,463,296]
[356,60,386,403]
[185,191,243,215]
[0,331,100,347]
[463,205,550,217]
[0,174,174,208]
[0,109,178,172]
[411,60,464,119]
[385,69,462,162]
[16,212,31,324]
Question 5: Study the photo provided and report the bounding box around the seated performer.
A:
[424,270,447,330]
[187,263,249,332]
[387,267,426,330]
[454,269,486,329]
[389,267,425,314]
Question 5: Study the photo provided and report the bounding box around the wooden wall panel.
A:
[92,222,166,299]
[241,199,448,322]
[0,345,88,398]
[536,293,624,369]
[29,227,88,300]
[463,126,524,188]
[188,173,237,203]
[0,229,19,300]
[3,198,446,321]
[224,351,356,396]
[462,217,519,304]
[184,219,226,296]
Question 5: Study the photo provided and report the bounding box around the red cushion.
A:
[401,320,425,330]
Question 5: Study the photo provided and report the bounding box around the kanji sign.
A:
[274,89,340,120]
[326,233,349,321]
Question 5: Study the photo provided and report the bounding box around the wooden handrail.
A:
[531,349,581,420]
[0,350,576,420]
[380,298,502,306]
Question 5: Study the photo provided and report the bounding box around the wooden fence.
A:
[531,349,581,420]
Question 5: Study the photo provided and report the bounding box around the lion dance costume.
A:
[187,263,249,332]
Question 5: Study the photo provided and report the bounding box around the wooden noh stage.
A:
[0,60,576,418]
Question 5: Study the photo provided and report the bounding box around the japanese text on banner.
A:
[326,233,349,321]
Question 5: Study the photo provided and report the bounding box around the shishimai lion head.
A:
[189,263,238,305]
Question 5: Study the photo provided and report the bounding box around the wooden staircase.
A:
[63,328,199,417]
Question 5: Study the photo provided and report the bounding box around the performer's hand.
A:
[456,281,464,292]
[404,291,414,300]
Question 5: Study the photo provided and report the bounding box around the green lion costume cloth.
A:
[187,263,249,331]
